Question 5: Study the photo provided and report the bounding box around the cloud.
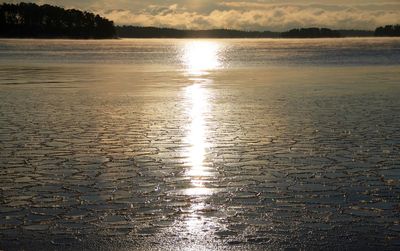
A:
[100,3,400,31]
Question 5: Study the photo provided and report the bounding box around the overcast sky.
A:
[5,0,400,31]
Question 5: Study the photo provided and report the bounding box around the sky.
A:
[5,0,400,31]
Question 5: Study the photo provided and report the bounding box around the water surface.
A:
[0,38,400,250]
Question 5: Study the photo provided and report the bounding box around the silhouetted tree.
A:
[281,28,341,38]
[0,2,115,38]
[116,26,280,38]
[375,25,400,37]
[337,29,374,37]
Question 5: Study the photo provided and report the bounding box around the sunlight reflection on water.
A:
[184,84,210,177]
[182,41,222,196]
[182,41,222,76]
[181,41,222,237]
[184,83,213,197]
[182,41,223,191]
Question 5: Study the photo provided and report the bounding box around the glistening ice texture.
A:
[0,38,400,250]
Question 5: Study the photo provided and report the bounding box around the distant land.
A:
[375,25,400,37]
[1,2,399,39]
[115,26,384,39]
[0,2,115,38]
[115,26,280,38]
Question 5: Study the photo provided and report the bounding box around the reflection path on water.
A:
[181,41,222,241]
[184,82,213,195]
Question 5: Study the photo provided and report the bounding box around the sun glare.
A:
[181,41,221,237]
[182,40,221,188]
[183,41,221,76]
[184,83,211,180]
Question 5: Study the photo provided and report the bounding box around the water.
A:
[0,38,400,250]
[2,38,400,66]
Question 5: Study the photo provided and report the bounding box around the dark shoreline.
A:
[0,36,393,40]
[0,36,118,40]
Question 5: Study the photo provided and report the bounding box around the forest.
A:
[375,25,400,37]
[116,26,280,38]
[116,26,380,39]
[281,28,341,38]
[116,26,400,39]
[0,2,115,38]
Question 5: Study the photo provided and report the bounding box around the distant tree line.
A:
[375,25,400,37]
[0,2,115,38]
[281,28,341,38]
[116,26,280,38]
[116,26,343,39]
[337,29,374,37]
[117,26,380,39]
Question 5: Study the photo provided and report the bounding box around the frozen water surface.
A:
[0,38,400,250]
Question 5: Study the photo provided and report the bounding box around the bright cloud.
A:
[100,3,400,31]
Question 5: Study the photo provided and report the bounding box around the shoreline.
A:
[2,36,400,40]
